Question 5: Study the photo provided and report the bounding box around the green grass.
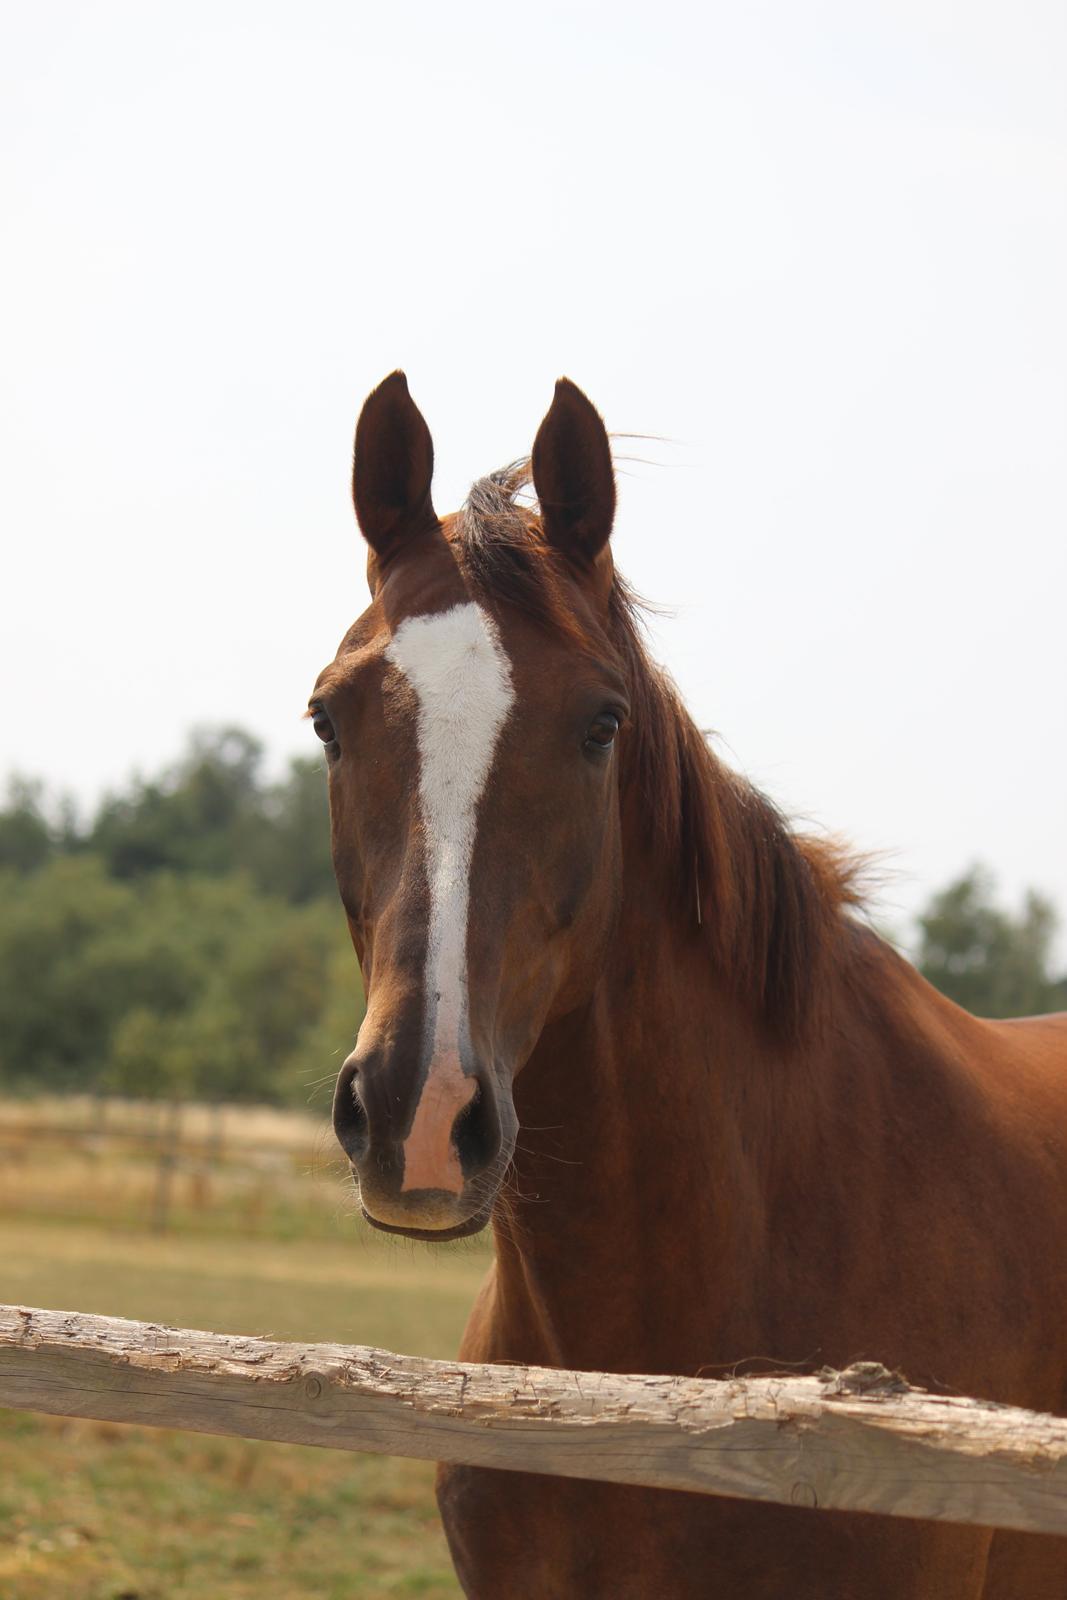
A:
[0,1216,489,1597]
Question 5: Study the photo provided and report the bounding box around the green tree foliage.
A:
[0,730,361,1107]
[247,755,337,906]
[0,778,58,872]
[85,728,335,901]
[917,865,1067,1019]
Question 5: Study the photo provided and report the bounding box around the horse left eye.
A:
[312,709,337,746]
[585,713,619,751]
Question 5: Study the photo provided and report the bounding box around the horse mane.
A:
[455,463,866,1041]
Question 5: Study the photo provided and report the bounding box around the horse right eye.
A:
[584,712,619,753]
[312,709,337,746]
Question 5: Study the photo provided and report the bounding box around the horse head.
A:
[313,372,629,1239]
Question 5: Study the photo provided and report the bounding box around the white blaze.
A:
[385,601,514,1191]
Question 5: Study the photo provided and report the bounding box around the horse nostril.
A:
[333,1063,369,1162]
[452,1080,500,1180]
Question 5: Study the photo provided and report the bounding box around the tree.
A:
[279,939,365,1113]
[0,728,338,903]
[87,727,266,880]
[917,866,1067,1019]
[0,858,361,1105]
[0,725,358,1108]
[0,777,55,872]
[244,756,335,903]
[0,857,140,1089]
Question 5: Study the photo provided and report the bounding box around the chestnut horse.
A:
[314,372,1067,1598]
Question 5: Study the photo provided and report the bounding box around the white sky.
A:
[2,0,1065,952]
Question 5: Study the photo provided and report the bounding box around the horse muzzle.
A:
[332,1046,515,1239]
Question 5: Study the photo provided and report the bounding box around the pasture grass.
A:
[0,1095,346,1240]
[0,1104,492,1600]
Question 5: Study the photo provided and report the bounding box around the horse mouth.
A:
[359,1198,494,1243]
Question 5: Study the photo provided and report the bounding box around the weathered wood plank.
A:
[1,1305,1066,1535]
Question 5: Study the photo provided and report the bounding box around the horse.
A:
[313,371,1067,1598]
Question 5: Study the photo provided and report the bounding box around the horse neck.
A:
[492,830,837,1371]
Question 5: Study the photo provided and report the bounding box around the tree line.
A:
[0,728,1063,1108]
[915,867,1066,1019]
[0,729,355,1109]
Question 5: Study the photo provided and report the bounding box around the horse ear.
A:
[531,378,616,567]
[352,371,438,564]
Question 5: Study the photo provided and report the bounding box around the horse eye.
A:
[585,713,619,752]
[312,708,337,746]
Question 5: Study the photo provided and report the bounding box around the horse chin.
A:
[359,1198,494,1243]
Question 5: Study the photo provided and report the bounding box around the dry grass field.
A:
[0,1095,346,1238]
[0,1097,492,1599]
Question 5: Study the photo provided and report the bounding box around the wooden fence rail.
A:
[2,1304,1067,1536]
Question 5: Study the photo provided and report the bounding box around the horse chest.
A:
[435,1463,998,1600]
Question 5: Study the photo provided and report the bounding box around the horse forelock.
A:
[454,462,868,1042]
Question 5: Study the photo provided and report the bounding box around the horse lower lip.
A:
[359,1201,493,1243]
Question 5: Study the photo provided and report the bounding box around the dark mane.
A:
[456,464,865,1041]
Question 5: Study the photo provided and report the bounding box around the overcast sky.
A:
[2,0,1064,951]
